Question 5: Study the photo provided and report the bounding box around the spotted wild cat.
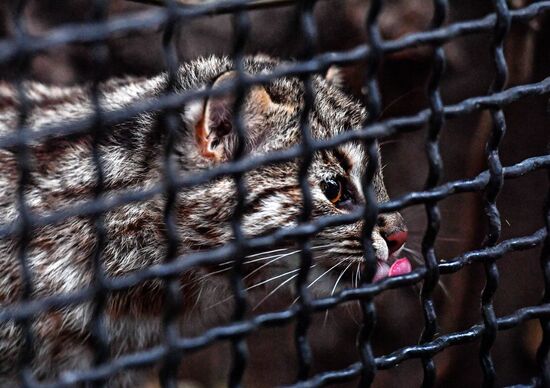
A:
[0,55,410,386]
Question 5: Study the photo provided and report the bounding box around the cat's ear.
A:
[325,65,345,89]
[192,71,273,162]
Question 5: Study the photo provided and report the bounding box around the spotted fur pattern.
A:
[0,55,405,386]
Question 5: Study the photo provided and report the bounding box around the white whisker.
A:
[192,284,205,311]
[218,248,291,267]
[242,244,334,280]
[222,243,334,267]
[437,280,451,298]
[291,261,343,307]
[247,266,316,291]
[307,261,342,289]
[204,265,317,311]
[198,242,337,309]
[242,244,332,266]
[330,262,353,296]
[253,273,299,311]
[243,249,302,280]
[241,251,297,266]
[323,261,353,326]
[354,262,361,288]
[245,247,290,259]
[196,266,231,281]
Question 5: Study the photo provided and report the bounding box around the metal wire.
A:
[227,6,251,387]
[88,1,111,386]
[128,0,308,14]
[11,1,35,386]
[0,0,549,387]
[479,1,511,386]
[537,166,550,387]
[158,1,185,386]
[294,0,317,382]
[357,0,383,386]
[418,1,447,386]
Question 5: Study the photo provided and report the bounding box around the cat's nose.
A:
[377,213,408,255]
[385,230,408,255]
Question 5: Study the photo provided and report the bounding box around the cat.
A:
[0,55,409,386]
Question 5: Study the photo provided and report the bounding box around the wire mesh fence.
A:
[0,0,549,387]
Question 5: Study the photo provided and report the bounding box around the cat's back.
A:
[0,76,167,303]
[0,76,165,192]
[0,76,163,132]
[0,81,91,226]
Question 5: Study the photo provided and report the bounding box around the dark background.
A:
[1,0,549,386]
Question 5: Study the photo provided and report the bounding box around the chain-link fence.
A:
[0,0,549,387]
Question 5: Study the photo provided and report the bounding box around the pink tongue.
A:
[388,258,412,277]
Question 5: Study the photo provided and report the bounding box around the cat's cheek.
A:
[240,198,300,237]
[186,275,235,331]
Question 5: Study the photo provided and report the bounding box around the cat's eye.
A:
[321,177,355,209]
[321,179,342,204]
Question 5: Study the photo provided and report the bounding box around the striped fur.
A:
[0,55,405,386]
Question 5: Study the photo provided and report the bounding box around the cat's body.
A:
[0,55,407,386]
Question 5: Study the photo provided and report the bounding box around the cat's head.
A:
[176,56,408,287]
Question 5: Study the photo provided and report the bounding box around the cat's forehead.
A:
[261,76,367,155]
[314,141,368,179]
[267,75,367,134]
[239,56,369,167]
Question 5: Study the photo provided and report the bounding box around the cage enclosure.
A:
[0,0,549,387]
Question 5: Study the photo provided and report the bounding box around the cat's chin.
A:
[373,261,390,282]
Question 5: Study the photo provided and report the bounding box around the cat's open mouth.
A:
[339,256,413,284]
[319,254,413,287]
[371,257,412,282]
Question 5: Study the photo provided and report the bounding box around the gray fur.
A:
[0,55,405,386]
